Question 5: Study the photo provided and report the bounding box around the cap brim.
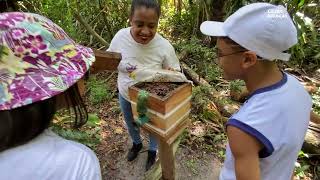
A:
[200,21,226,37]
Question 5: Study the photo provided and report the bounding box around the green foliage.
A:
[289,0,320,67]
[179,129,190,144]
[185,159,199,175]
[218,150,226,159]
[174,37,220,84]
[159,2,199,38]
[312,88,320,114]
[23,0,79,40]
[191,85,223,126]
[87,76,114,105]
[22,0,130,46]
[230,80,246,93]
[52,113,102,149]
[191,85,211,113]
[294,151,310,178]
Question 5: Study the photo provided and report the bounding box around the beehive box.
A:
[128,82,192,140]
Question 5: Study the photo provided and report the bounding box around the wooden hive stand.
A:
[129,82,192,180]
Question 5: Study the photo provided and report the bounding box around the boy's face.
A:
[216,38,246,80]
[130,7,159,45]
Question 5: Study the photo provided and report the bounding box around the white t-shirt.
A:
[220,73,312,180]
[0,129,101,180]
[107,27,181,101]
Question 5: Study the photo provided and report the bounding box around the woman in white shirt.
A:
[107,0,181,171]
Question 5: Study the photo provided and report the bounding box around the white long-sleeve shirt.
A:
[0,129,101,180]
[107,27,181,100]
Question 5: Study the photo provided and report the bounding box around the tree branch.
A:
[73,11,109,47]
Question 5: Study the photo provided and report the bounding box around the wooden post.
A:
[77,79,86,96]
[159,140,176,180]
[144,134,183,180]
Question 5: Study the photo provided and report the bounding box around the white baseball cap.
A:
[200,3,297,61]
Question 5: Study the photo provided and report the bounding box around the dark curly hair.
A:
[130,0,161,18]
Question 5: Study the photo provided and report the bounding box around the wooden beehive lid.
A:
[128,82,192,115]
[90,49,121,73]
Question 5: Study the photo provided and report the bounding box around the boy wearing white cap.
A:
[200,3,312,180]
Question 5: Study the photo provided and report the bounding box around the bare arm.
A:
[227,126,263,180]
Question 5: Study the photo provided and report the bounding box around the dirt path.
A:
[97,132,222,180]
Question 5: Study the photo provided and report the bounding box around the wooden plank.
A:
[166,118,190,145]
[131,101,191,130]
[159,139,176,180]
[141,117,190,142]
[129,86,166,114]
[162,102,191,130]
[164,83,192,114]
[77,79,86,96]
[90,49,121,73]
[128,83,192,115]
[144,137,182,180]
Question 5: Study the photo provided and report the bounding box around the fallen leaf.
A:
[115,128,123,134]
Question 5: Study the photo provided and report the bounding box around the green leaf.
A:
[298,0,305,8]
[87,113,100,127]
[296,165,310,175]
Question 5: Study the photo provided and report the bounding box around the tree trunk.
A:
[210,0,226,21]
[0,0,19,12]
[303,122,320,155]
[181,62,210,87]
[176,0,182,15]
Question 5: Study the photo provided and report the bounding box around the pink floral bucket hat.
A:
[0,12,95,110]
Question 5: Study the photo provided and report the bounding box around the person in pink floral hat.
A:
[0,12,101,180]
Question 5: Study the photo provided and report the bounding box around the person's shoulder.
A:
[231,89,280,124]
[234,73,312,122]
[54,135,97,159]
[286,73,307,91]
[44,130,101,179]
[111,27,130,41]
[115,27,130,37]
[154,33,173,48]
[40,130,98,163]
[281,73,312,103]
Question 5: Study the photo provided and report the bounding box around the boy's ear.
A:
[241,51,257,69]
